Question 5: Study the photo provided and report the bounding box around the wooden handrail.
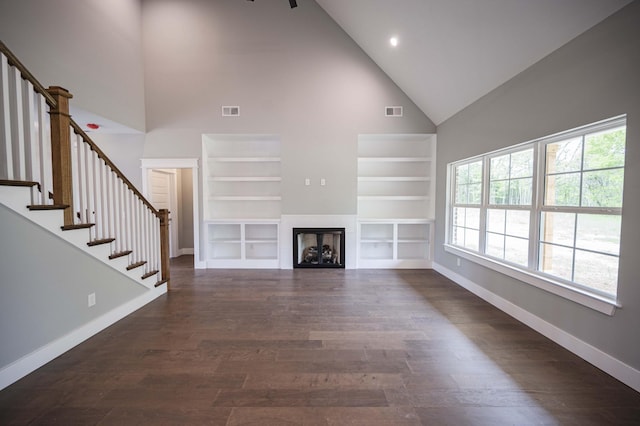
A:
[69,121,159,216]
[0,40,56,107]
[0,39,157,216]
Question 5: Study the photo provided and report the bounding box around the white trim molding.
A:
[433,261,640,393]
[444,244,618,315]
[0,285,167,391]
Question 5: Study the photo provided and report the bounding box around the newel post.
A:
[159,208,171,289]
[47,86,74,226]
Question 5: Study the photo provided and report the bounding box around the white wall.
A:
[0,0,146,131]
[141,0,435,215]
[90,133,146,189]
[434,1,640,373]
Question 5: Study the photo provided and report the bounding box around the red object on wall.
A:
[86,123,99,130]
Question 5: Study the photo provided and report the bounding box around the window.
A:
[540,125,625,295]
[452,161,482,251]
[447,116,626,304]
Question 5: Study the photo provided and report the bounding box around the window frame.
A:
[445,116,626,315]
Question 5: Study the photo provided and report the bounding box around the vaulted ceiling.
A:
[316,0,633,125]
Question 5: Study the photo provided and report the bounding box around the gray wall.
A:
[0,0,146,132]
[0,205,147,368]
[178,168,194,250]
[141,0,435,215]
[434,1,640,370]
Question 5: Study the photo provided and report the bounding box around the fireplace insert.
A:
[293,228,345,268]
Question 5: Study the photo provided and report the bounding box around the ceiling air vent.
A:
[385,106,403,117]
[222,106,240,117]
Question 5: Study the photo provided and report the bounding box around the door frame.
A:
[141,158,202,268]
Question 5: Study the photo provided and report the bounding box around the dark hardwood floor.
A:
[1,256,639,425]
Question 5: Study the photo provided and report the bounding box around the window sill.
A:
[443,244,620,316]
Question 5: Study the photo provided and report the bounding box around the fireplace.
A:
[293,228,345,268]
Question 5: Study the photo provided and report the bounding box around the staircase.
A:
[0,41,169,389]
[0,40,169,287]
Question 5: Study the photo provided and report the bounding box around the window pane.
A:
[456,164,469,185]
[539,243,573,281]
[453,207,465,227]
[455,183,468,204]
[545,173,580,206]
[469,161,483,183]
[452,226,463,246]
[466,208,480,230]
[575,214,621,255]
[466,229,479,251]
[584,127,626,170]
[468,183,482,204]
[540,212,575,246]
[574,250,618,296]
[505,210,530,238]
[486,232,504,258]
[505,236,528,266]
[546,138,582,174]
[490,155,509,180]
[509,177,532,205]
[581,169,624,208]
[487,209,505,233]
[490,180,508,205]
[510,149,534,178]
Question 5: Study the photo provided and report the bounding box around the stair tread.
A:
[87,238,115,247]
[28,204,69,210]
[155,279,169,288]
[109,250,133,260]
[61,223,95,230]
[127,261,147,270]
[0,179,39,187]
[142,270,159,280]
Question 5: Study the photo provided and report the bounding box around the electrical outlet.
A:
[88,293,96,307]
[305,178,310,186]
[320,178,326,186]
[456,258,461,267]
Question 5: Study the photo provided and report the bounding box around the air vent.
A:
[385,106,403,117]
[222,106,240,117]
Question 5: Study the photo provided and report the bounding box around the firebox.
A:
[293,228,345,268]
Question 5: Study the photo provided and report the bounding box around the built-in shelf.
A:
[206,220,279,268]
[358,176,430,182]
[358,220,433,268]
[358,157,432,162]
[211,196,282,201]
[357,134,436,268]
[357,134,435,221]
[212,157,281,162]
[203,135,282,268]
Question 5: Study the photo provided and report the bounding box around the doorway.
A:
[141,158,200,267]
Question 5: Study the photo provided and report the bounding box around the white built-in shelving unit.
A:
[202,135,281,268]
[357,134,436,268]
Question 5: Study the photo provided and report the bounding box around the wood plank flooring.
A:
[1,255,639,425]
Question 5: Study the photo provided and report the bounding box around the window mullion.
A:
[530,141,544,271]
[479,157,490,254]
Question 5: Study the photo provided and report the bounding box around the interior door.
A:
[148,169,179,258]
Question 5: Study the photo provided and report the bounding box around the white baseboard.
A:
[433,262,640,393]
[0,285,167,391]
[177,248,194,256]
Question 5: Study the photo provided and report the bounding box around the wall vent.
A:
[385,106,403,117]
[222,106,240,117]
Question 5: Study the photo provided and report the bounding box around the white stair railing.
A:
[0,40,169,286]
[0,50,54,206]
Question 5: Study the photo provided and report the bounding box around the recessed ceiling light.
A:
[389,36,398,47]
